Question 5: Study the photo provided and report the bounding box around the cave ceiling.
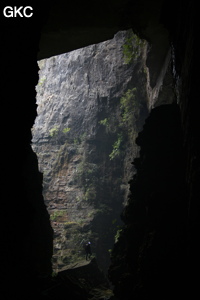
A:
[38,0,167,60]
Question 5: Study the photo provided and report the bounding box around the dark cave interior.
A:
[1,0,199,299]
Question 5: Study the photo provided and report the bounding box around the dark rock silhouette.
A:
[109,104,187,299]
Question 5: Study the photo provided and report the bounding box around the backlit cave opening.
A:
[31,29,151,273]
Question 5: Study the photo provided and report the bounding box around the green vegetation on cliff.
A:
[123,31,145,64]
[62,127,71,134]
[120,87,138,126]
[103,87,140,161]
[49,126,59,137]
[109,133,123,160]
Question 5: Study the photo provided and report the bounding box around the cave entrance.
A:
[32,29,148,273]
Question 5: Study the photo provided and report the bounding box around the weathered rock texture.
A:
[32,28,175,273]
[32,30,149,271]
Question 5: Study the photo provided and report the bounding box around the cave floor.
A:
[39,258,115,299]
[56,259,91,272]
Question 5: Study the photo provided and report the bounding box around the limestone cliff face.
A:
[32,29,173,272]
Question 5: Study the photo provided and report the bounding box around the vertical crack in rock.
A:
[31,29,172,272]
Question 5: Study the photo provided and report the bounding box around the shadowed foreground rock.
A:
[108,104,188,299]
